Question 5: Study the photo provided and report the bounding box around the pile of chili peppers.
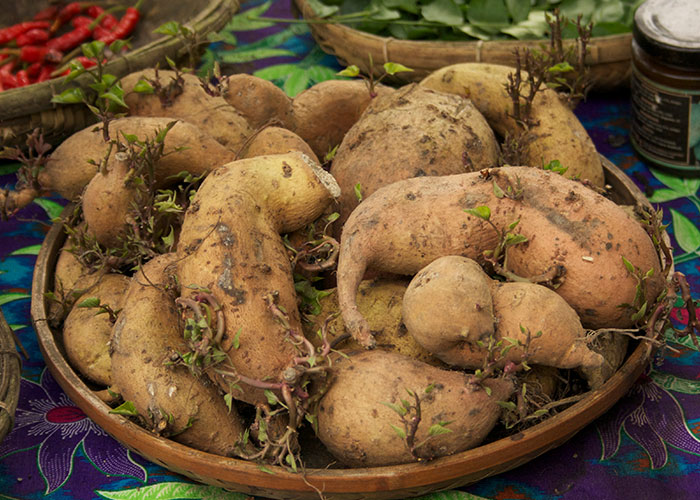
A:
[0,1,142,91]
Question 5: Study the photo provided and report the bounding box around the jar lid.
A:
[634,0,700,67]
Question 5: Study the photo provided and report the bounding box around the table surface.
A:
[1,1,699,499]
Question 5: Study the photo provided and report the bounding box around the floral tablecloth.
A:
[1,1,699,499]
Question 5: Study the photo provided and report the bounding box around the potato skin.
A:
[224,73,293,130]
[330,84,500,227]
[121,69,253,151]
[176,153,339,405]
[337,167,663,348]
[421,63,605,187]
[63,273,130,387]
[316,350,514,466]
[291,79,394,159]
[240,126,319,164]
[110,253,248,457]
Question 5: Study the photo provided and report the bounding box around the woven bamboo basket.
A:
[31,158,663,499]
[0,307,21,444]
[0,0,239,149]
[294,0,632,89]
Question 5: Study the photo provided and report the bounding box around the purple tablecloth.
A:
[1,1,698,499]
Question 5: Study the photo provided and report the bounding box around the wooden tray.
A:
[0,0,239,148]
[294,0,632,90]
[31,158,657,499]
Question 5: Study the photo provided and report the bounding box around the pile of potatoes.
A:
[43,63,664,469]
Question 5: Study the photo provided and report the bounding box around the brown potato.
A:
[176,152,340,405]
[421,63,605,187]
[110,253,248,457]
[330,84,500,227]
[224,73,293,130]
[240,126,319,164]
[316,350,514,466]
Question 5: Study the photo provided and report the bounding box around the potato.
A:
[240,126,319,164]
[110,253,248,457]
[224,73,293,130]
[63,273,130,387]
[291,79,394,159]
[336,166,663,348]
[402,256,610,388]
[176,152,340,405]
[302,279,443,366]
[316,350,514,466]
[421,63,605,187]
[330,84,501,227]
[121,69,253,152]
[81,118,237,248]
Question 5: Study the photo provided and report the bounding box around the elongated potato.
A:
[81,118,237,248]
[337,167,663,348]
[316,350,514,466]
[330,84,500,226]
[240,126,319,164]
[421,63,605,186]
[110,253,248,457]
[176,152,340,405]
[224,73,293,130]
[121,69,253,152]
[63,273,130,387]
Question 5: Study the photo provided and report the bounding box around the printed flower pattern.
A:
[597,375,700,469]
[0,368,146,493]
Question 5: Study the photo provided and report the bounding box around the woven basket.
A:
[294,0,632,89]
[0,307,21,443]
[0,0,239,148]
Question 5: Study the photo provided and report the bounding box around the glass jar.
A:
[629,0,700,176]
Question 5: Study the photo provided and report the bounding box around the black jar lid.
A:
[634,0,700,68]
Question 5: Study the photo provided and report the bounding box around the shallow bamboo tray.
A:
[294,0,632,90]
[0,307,21,444]
[0,0,239,148]
[30,157,660,499]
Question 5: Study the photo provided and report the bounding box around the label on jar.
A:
[630,67,700,171]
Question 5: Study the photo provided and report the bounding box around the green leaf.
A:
[109,401,139,417]
[650,168,700,195]
[384,62,413,75]
[254,63,300,81]
[9,244,41,256]
[133,78,154,94]
[390,423,407,439]
[283,69,311,97]
[467,0,511,33]
[0,293,30,306]
[100,90,128,109]
[33,198,66,220]
[506,0,531,23]
[337,65,361,78]
[51,88,86,104]
[154,21,181,37]
[671,209,700,254]
[97,481,251,499]
[622,256,635,274]
[465,205,491,220]
[216,47,296,64]
[264,389,279,406]
[354,183,363,202]
[648,188,686,203]
[78,296,101,308]
[421,0,464,26]
[427,423,453,436]
[81,41,104,59]
[497,400,517,411]
[162,227,176,248]
[232,327,242,349]
[306,0,340,18]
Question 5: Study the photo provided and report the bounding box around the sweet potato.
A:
[336,167,664,348]
[121,69,253,152]
[62,273,130,387]
[110,253,248,457]
[316,350,514,466]
[402,256,610,388]
[330,84,500,226]
[420,63,605,187]
[224,73,293,130]
[240,126,319,164]
[290,79,394,159]
[81,118,237,248]
[176,152,340,405]
[302,279,443,366]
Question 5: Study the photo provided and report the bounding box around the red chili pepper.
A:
[26,61,42,77]
[0,21,51,45]
[71,16,94,29]
[0,72,18,89]
[36,64,56,82]
[18,45,63,64]
[50,2,85,32]
[86,6,119,30]
[97,2,142,45]
[47,25,92,52]
[33,5,60,22]
[15,28,50,47]
[15,69,30,87]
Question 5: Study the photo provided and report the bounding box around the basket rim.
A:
[0,307,21,444]
[0,0,239,123]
